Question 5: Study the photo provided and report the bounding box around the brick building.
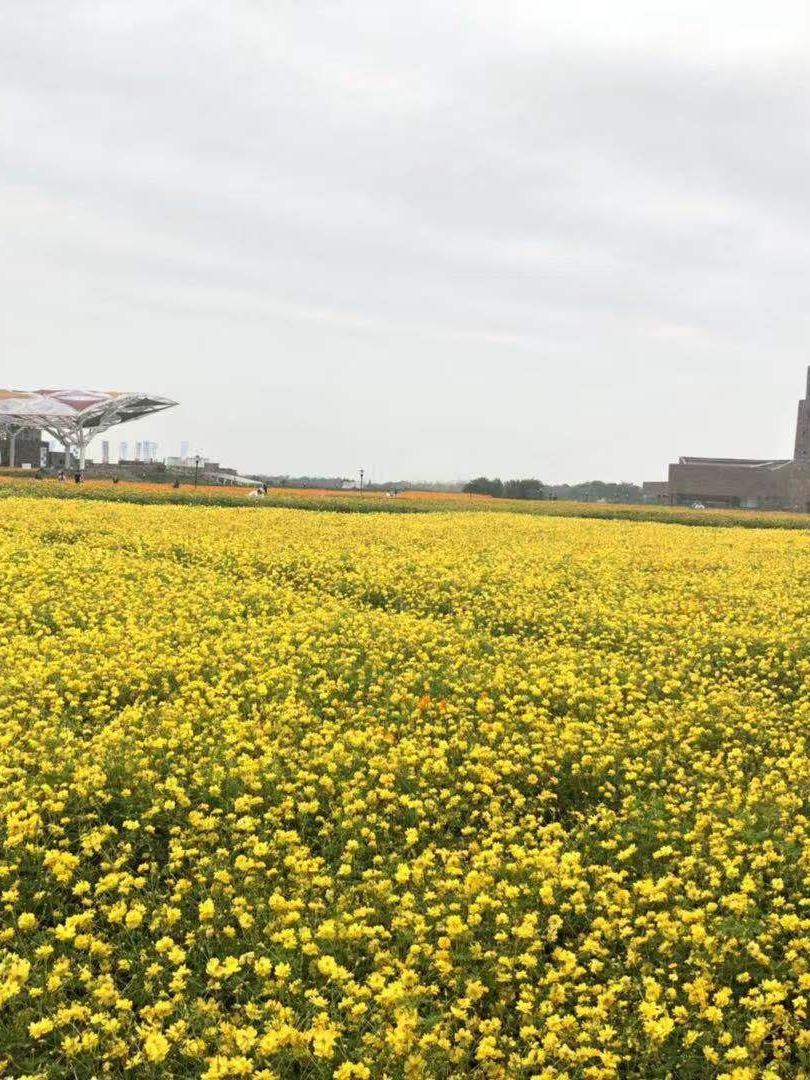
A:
[0,428,47,468]
[647,368,810,512]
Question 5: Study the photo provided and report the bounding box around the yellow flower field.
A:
[1,498,810,1079]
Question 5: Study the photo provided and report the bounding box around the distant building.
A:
[117,459,166,472]
[166,455,210,469]
[647,368,810,511]
[641,481,669,504]
[165,455,246,480]
[180,440,189,459]
[101,440,110,464]
[0,428,48,468]
[119,441,128,461]
[134,441,142,462]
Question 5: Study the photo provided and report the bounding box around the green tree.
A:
[503,479,545,500]
[463,477,504,497]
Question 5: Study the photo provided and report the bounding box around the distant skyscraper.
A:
[134,441,142,462]
[119,441,128,461]
[101,440,110,464]
[180,440,189,459]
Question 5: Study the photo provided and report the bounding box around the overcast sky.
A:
[2,1,810,482]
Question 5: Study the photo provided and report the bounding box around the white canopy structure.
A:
[0,388,178,469]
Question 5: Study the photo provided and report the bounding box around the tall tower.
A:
[101,440,110,464]
[795,367,810,461]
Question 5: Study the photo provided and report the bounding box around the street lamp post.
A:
[359,468,364,494]
[194,455,201,487]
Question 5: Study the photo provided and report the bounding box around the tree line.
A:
[463,478,644,503]
[462,477,546,500]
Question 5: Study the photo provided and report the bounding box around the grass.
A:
[1,473,809,529]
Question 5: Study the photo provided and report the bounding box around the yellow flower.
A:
[125,905,145,929]
[199,898,215,922]
[311,1017,340,1059]
[335,1064,371,1079]
[29,1017,55,1039]
[143,1030,170,1063]
[445,915,466,938]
